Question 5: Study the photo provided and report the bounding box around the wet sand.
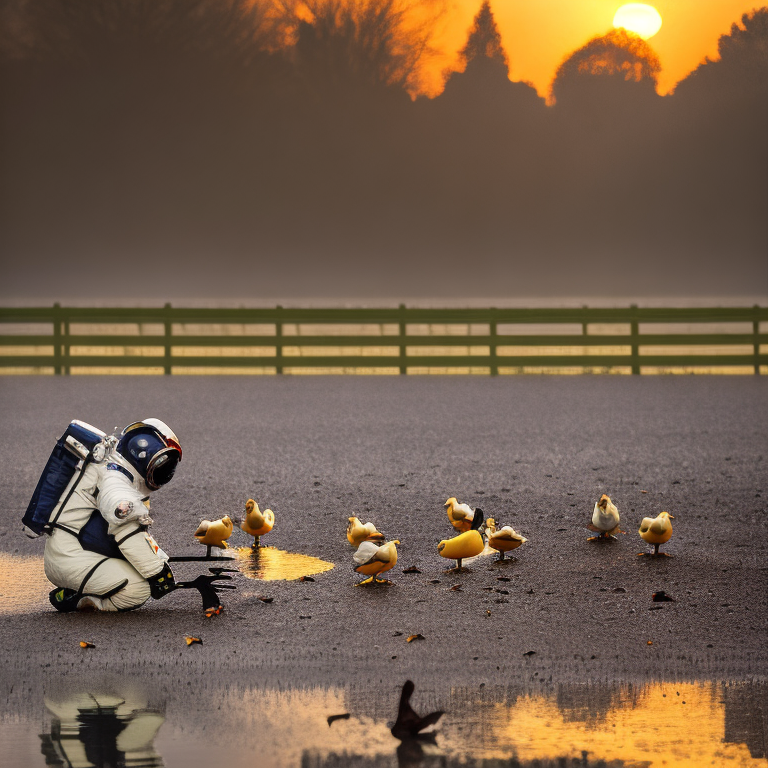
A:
[0,375,766,755]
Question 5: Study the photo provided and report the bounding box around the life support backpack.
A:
[22,420,109,538]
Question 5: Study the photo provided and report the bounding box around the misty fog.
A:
[1,0,766,302]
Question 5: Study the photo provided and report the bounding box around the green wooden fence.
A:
[0,304,765,374]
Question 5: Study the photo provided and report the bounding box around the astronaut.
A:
[45,418,185,613]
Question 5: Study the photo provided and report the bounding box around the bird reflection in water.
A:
[40,693,164,768]
[391,681,444,768]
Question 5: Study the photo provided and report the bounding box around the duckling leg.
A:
[355,576,375,586]
[445,559,468,573]
[497,551,505,561]
[251,535,261,550]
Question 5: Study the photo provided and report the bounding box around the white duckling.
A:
[587,494,624,541]
[353,539,400,585]
[346,516,385,548]
[194,516,234,549]
[638,511,675,556]
[240,498,275,549]
[444,497,484,533]
[485,517,527,561]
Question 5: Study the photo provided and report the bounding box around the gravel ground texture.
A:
[0,375,766,697]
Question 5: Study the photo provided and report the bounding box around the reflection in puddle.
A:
[150,681,768,767]
[160,681,767,767]
[236,546,334,581]
[42,693,164,767]
[0,553,51,614]
[1,681,765,767]
[469,682,767,767]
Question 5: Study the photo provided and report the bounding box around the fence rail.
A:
[1,304,765,375]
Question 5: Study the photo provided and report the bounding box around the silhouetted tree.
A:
[457,0,507,72]
[674,8,768,108]
[550,28,660,111]
[283,0,435,96]
[438,0,542,116]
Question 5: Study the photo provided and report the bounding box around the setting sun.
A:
[613,3,663,39]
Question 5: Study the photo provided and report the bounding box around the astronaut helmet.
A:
[117,418,182,491]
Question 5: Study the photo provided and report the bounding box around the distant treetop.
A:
[459,1,508,71]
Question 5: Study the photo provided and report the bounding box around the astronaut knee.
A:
[107,578,151,612]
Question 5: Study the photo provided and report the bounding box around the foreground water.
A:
[1,678,765,767]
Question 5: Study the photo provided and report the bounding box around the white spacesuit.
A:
[45,419,181,613]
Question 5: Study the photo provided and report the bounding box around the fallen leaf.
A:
[79,641,95,649]
[327,713,350,727]
[450,584,463,592]
[185,636,202,646]
[613,587,627,593]
[300,576,315,582]
[523,650,536,656]
[257,596,274,603]
[496,577,511,582]
[486,610,492,616]
[402,566,422,574]
[299,615,312,619]
[428,579,441,584]
[649,605,664,611]
[495,589,509,595]
[647,640,653,646]
[641,490,649,494]
[406,634,425,643]
[652,590,675,602]
[393,631,403,637]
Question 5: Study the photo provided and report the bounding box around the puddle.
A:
[236,546,335,581]
[2,680,765,767]
[0,553,51,613]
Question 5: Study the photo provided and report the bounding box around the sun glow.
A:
[613,3,663,40]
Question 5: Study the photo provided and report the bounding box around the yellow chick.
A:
[346,516,385,548]
[485,518,527,561]
[240,499,275,549]
[587,494,624,541]
[353,539,400,585]
[444,497,484,533]
[194,516,234,549]
[438,529,484,572]
[638,511,675,556]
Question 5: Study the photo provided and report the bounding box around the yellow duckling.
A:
[485,518,527,561]
[587,494,625,541]
[346,516,385,548]
[638,511,675,557]
[353,539,400,585]
[444,497,484,533]
[240,498,275,549]
[194,515,234,549]
[438,529,484,572]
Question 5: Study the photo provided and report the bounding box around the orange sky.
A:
[422,0,765,97]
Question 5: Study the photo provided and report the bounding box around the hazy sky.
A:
[0,0,766,302]
[426,1,765,96]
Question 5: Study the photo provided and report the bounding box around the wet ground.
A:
[0,375,766,766]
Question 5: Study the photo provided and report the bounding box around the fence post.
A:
[489,308,498,376]
[754,304,761,375]
[62,311,70,375]
[164,303,172,375]
[398,304,407,375]
[630,304,640,375]
[52,302,62,375]
[275,305,283,375]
